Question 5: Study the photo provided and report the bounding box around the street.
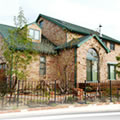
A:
[0,111,120,120]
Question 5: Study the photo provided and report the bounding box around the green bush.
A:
[85,86,93,92]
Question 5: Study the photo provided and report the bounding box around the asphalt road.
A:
[1,111,120,120]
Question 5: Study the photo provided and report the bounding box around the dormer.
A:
[28,22,41,43]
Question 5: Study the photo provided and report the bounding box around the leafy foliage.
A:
[1,7,36,82]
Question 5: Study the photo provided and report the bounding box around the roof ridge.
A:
[36,14,120,43]
[36,14,95,33]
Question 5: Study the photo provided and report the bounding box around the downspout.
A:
[74,47,77,88]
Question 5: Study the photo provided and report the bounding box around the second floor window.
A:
[110,42,115,50]
[40,56,46,75]
[29,29,40,40]
[102,40,107,46]
[39,20,44,28]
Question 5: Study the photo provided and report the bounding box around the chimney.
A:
[99,24,102,37]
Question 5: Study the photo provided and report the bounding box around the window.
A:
[39,20,44,28]
[34,30,40,40]
[110,42,115,50]
[86,48,99,82]
[29,29,40,40]
[102,40,107,46]
[0,63,7,70]
[40,56,46,75]
[108,64,116,80]
[29,29,34,39]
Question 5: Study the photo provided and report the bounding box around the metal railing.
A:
[0,79,120,109]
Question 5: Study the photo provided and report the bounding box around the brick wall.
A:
[57,48,75,83]
[37,18,66,45]
[77,37,120,83]
[26,54,58,82]
[67,31,83,42]
[37,17,85,45]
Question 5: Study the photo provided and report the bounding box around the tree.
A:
[56,49,75,94]
[1,7,35,96]
[54,38,77,94]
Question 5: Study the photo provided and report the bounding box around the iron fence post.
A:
[110,80,112,102]
[54,80,56,103]
[1,95,4,109]
[84,80,87,104]
[117,88,119,101]
[17,80,20,107]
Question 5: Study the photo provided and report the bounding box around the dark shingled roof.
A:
[0,24,56,54]
[0,24,15,38]
[36,14,120,44]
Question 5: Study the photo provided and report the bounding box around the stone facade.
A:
[57,48,75,83]
[1,16,120,87]
[37,18,66,45]
[27,19,120,84]
[27,54,58,82]
[77,37,120,83]
[67,31,83,42]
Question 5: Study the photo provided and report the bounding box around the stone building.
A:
[0,14,120,87]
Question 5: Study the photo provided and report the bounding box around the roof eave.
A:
[77,34,110,53]
[36,14,66,29]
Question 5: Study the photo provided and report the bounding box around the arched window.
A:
[86,48,99,82]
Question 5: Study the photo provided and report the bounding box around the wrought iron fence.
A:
[0,79,120,109]
[79,80,120,103]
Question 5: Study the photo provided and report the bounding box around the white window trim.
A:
[29,28,40,40]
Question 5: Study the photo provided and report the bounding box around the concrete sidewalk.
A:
[0,104,120,120]
[0,102,120,116]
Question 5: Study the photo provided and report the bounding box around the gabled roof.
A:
[0,24,56,54]
[55,34,110,53]
[36,14,120,44]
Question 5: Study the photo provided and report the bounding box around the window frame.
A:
[108,64,116,80]
[110,42,115,50]
[29,28,40,40]
[102,40,107,46]
[86,48,99,82]
[0,63,7,70]
[29,29,34,39]
[39,20,44,28]
[40,56,46,75]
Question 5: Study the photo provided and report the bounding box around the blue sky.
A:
[0,0,120,40]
